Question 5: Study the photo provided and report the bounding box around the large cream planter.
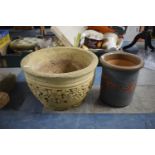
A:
[21,47,98,110]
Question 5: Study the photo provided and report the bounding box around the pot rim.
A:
[21,47,98,78]
[100,51,144,71]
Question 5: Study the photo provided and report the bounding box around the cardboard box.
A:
[51,26,86,46]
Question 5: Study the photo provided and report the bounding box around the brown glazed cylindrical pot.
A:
[100,51,144,107]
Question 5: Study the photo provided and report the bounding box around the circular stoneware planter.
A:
[21,47,98,110]
[100,51,144,107]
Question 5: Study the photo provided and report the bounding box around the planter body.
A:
[21,47,98,110]
[100,52,144,107]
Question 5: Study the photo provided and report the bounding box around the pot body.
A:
[100,67,139,107]
[25,70,95,110]
[100,52,144,107]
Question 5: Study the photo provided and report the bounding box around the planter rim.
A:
[21,47,98,78]
[100,51,144,71]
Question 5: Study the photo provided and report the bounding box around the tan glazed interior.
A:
[106,54,140,67]
[107,59,136,67]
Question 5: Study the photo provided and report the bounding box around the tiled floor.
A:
[1,67,155,115]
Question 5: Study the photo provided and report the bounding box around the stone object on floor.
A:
[0,91,10,109]
[0,73,16,93]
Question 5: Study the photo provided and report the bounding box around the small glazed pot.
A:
[100,51,144,107]
[21,47,98,110]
